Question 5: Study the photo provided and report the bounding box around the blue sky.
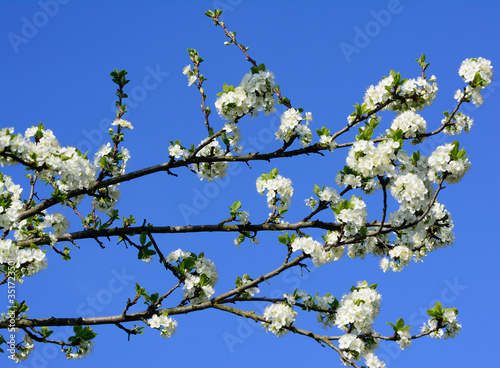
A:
[1,0,499,367]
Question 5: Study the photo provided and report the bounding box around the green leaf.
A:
[135,283,147,297]
[250,63,266,74]
[356,118,380,141]
[199,273,210,287]
[140,232,147,245]
[79,326,97,341]
[434,301,443,313]
[411,151,421,165]
[396,318,405,330]
[222,83,235,93]
[313,184,321,195]
[149,292,159,305]
[221,134,230,146]
[235,276,243,287]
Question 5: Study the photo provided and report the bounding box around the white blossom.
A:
[112,118,133,130]
[262,303,297,337]
[148,314,178,338]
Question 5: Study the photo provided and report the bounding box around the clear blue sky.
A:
[1,1,499,367]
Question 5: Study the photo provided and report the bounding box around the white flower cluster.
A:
[397,330,412,350]
[256,171,293,212]
[388,111,427,138]
[93,143,130,177]
[92,142,130,212]
[111,118,133,130]
[319,133,337,152]
[148,313,178,338]
[215,86,249,120]
[335,281,381,335]
[345,139,400,180]
[16,211,71,245]
[459,57,493,84]
[305,186,340,211]
[339,334,385,368]
[215,69,276,121]
[43,213,70,236]
[335,196,368,238]
[422,308,461,339]
[384,202,454,272]
[166,249,218,304]
[168,143,187,159]
[12,335,35,363]
[335,170,362,190]
[337,140,462,269]
[191,138,229,182]
[457,57,493,107]
[92,185,121,213]
[363,353,386,368]
[223,122,243,153]
[443,112,473,136]
[386,245,412,270]
[363,74,437,113]
[363,75,394,111]
[283,289,315,310]
[275,108,313,147]
[314,293,337,328]
[63,340,93,360]
[427,143,470,184]
[291,236,337,267]
[346,235,383,261]
[261,303,298,337]
[324,231,345,261]
[23,126,96,193]
[390,173,428,211]
[0,239,47,280]
[0,174,24,230]
[240,70,276,116]
[236,274,260,297]
[182,65,197,86]
[318,187,340,203]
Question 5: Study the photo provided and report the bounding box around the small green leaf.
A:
[233,201,242,211]
[396,318,405,330]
